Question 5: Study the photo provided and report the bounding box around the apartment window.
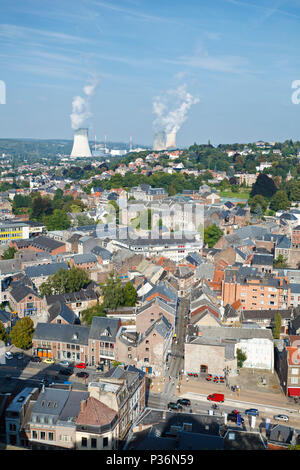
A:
[292,368,299,375]
[40,432,46,440]
[291,377,299,384]
[9,423,16,431]
[48,432,54,441]
[144,358,149,362]
[103,437,108,448]
[81,437,87,447]
[128,354,132,359]
[145,348,149,351]
[32,430,37,439]
[91,438,97,449]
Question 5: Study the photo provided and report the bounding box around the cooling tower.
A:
[70,128,92,158]
[153,131,166,151]
[165,131,176,149]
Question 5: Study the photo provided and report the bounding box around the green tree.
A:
[249,194,268,213]
[274,254,288,268]
[100,271,124,310]
[39,267,90,297]
[10,317,34,349]
[236,348,247,368]
[43,209,71,231]
[75,214,94,227]
[0,321,8,343]
[29,194,53,221]
[123,281,137,306]
[204,224,223,248]
[81,303,106,326]
[2,246,17,260]
[250,174,277,199]
[269,190,290,212]
[273,313,282,339]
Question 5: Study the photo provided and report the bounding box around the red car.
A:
[75,362,86,369]
[206,374,212,381]
[220,376,225,383]
[213,377,219,383]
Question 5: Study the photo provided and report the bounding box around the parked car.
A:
[75,362,86,369]
[16,353,23,360]
[5,352,13,360]
[59,368,73,376]
[219,376,225,383]
[59,360,70,367]
[168,402,183,411]
[274,414,289,422]
[30,356,41,363]
[177,398,191,407]
[207,393,224,403]
[245,408,259,417]
[206,374,212,381]
[76,372,89,379]
[227,413,244,424]
[43,358,55,364]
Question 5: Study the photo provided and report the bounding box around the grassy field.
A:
[220,189,250,199]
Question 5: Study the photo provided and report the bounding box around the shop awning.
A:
[288,387,300,396]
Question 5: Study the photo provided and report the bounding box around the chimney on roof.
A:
[80,399,87,413]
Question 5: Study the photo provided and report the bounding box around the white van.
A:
[5,352,13,360]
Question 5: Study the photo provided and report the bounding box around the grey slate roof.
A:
[242,309,292,321]
[25,262,69,278]
[89,316,120,342]
[188,325,273,346]
[72,253,98,264]
[91,246,112,260]
[9,285,40,303]
[251,253,274,266]
[48,301,77,324]
[33,323,90,345]
[0,309,11,324]
[31,388,70,421]
[58,390,89,424]
[15,235,65,252]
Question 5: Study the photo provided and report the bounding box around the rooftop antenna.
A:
[94,132,97,152]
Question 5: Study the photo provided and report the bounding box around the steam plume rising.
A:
[70,77,99,130]
[153,84,199,135]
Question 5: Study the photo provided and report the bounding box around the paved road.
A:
[162,296,189,400]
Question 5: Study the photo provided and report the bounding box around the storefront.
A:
[288,387,300,396]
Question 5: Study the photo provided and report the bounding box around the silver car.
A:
[274,414,289,422]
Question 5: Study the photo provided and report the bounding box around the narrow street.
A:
[148,296,189,406]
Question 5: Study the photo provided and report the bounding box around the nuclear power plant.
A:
[153,131,166,151]
[165,131,176,149]
[153,130,176,150]
[70,128,92,158]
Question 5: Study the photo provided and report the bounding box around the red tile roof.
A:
[76,397,117,427]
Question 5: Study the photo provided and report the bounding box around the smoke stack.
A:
[153,131,166,151]
[71,128,92,158]
[165,131,176,149]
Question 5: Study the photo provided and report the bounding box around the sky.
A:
[1,0,300,146]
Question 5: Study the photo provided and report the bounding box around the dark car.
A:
[168,402,183,411]
[59,368,73,376]
[76,372,89,379]
[177,398,191,407]
[227,413,244,424]
[245,408,259,417]
[16,353,24,360]
[30,356,41,363]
